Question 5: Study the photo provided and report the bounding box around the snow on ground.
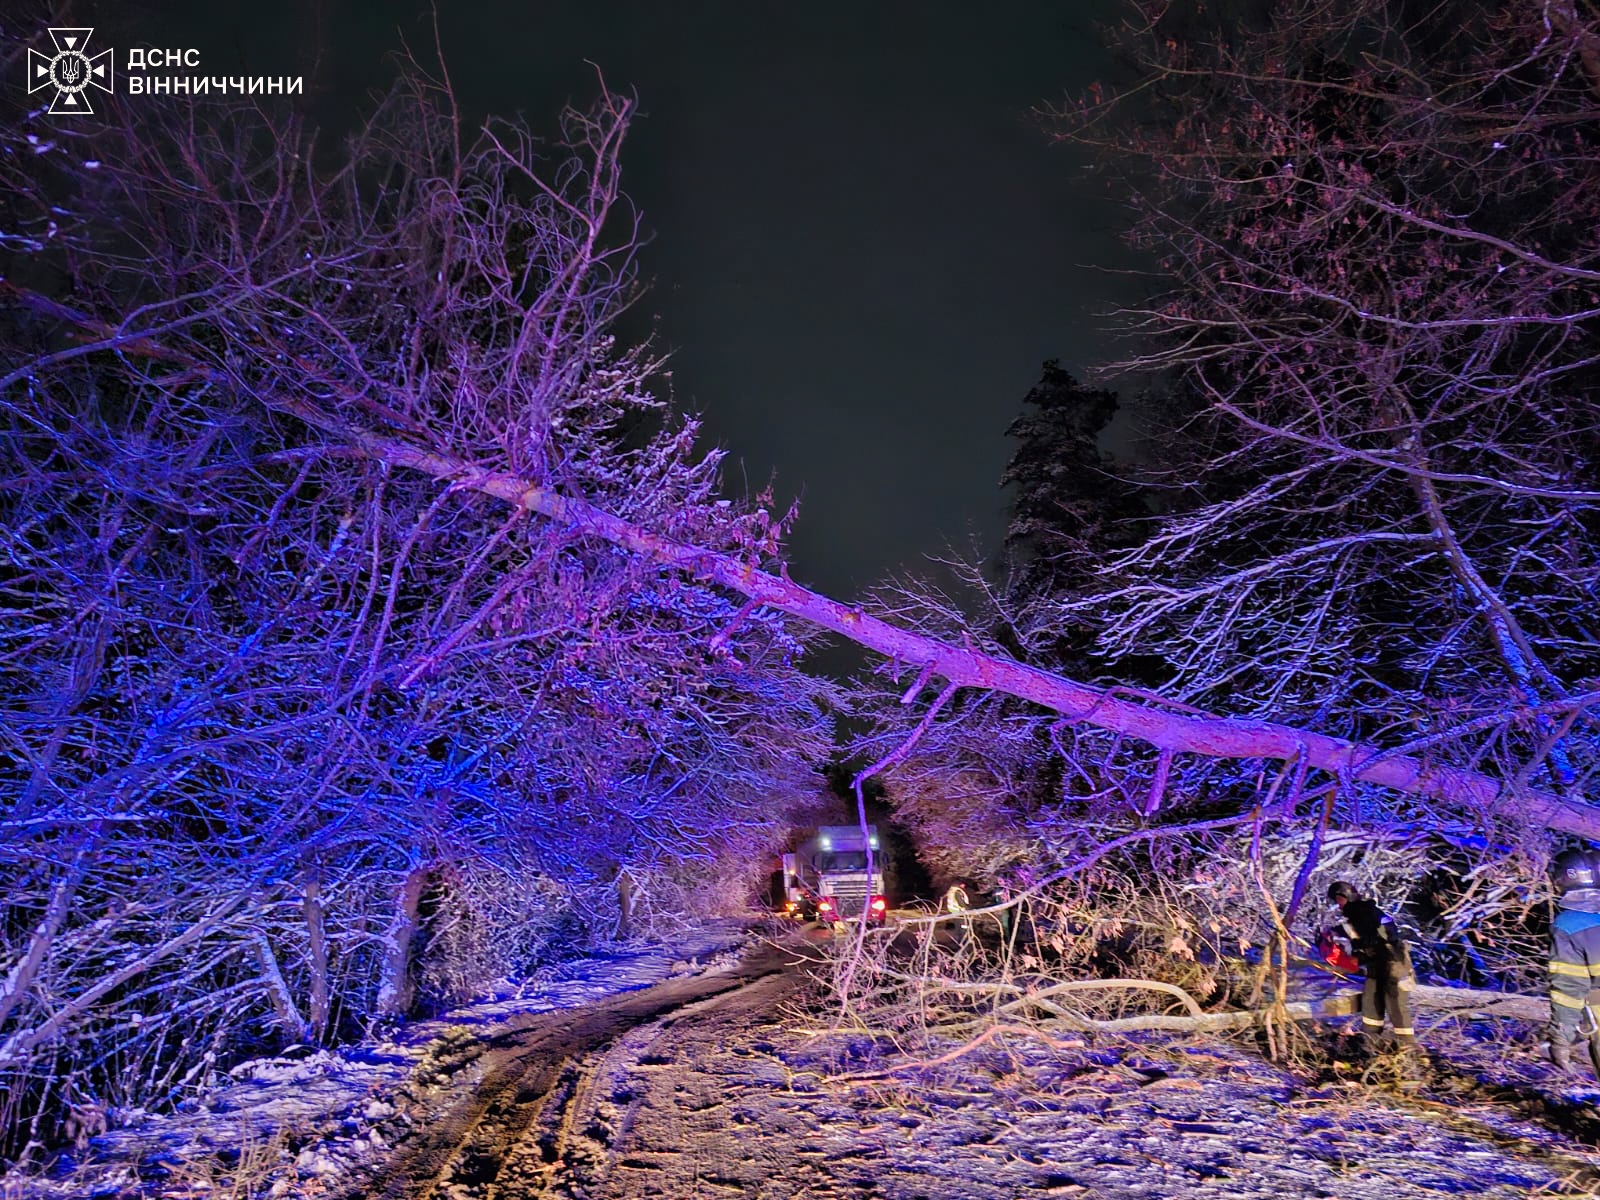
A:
[8,921,754,1199]
[21,925,1600,1199]
[572,992,1600,1199]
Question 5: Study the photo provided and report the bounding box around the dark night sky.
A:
[94,2,1140,600]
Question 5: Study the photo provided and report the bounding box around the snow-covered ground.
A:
[9,922,754,1199]
[20,925,1600,1200]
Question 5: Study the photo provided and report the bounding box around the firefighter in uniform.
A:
[943,880,970,915]
[1328,881,1417,1052]
[943,880,973,947]
[1546,848,1600,1072]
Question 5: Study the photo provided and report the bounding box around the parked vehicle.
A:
[780,824,888,924]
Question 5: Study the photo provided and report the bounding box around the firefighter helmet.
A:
[1551,848,1600,897]
[1326,880,1358,904]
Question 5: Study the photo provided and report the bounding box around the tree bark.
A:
[305,868,331,1044]
[253,931,310,1044]
[374,865,430,1019]
[615,868,634,942]
[1000,980,1548,1033]
[913,973,1550,1034]
[300,410,1600,842]
[1082,982,1550,1033]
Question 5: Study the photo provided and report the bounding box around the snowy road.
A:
[345,934,1600,1200]
[357,938,814,1199]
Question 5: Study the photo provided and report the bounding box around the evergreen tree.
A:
[999,361,1146,667]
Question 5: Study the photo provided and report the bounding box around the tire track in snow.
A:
[359,941,809,1200]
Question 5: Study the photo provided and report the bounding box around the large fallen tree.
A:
[9,281,1600,842]
[344,424,1600,841]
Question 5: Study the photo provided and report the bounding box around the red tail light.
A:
[870,896,887,912]
[817,898,835,914]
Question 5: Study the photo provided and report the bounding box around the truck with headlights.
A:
[779,824,888,925]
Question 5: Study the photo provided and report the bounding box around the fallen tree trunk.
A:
[1070,983,1548,1034]
[897,970,1551,1034]
[1407,983,1549,1022]
[310,412,1600,842]
[846,981,1551,1075]
[8,285,1599,839]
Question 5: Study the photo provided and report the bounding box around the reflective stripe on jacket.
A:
[1550,907,1600,1020]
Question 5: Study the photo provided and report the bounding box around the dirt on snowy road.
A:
[343,932,1600,1200]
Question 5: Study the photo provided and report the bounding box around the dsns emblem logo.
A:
[28,28,113,114]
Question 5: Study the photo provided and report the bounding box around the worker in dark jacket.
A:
[1328,881,1416,1052]
[1547,848,1600,1072]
